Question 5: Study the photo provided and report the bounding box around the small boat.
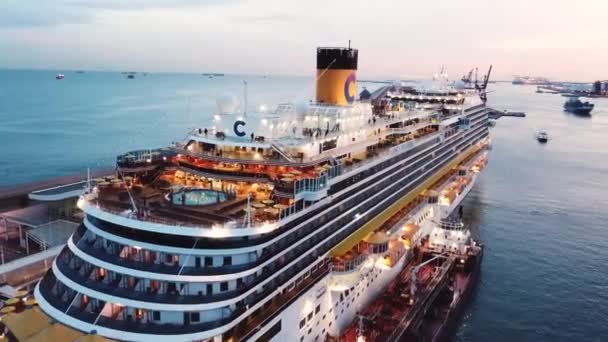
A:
[127,74,135,79]
[537,131,548,143]
[55,73,65,80]
[564,96,594,115]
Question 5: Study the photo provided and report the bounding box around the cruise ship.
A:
[512,75,549,85]
[34,46,492,341]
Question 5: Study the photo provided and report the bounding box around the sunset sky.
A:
[1,0,606,81]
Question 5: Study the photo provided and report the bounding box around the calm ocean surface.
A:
[1,70,607,341]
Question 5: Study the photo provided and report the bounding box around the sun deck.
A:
[89,122,446,232]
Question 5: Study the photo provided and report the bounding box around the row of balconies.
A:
[66,150,442,307]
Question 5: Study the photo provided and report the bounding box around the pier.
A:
[0,169,112,288]
[487,107,526,120]
[0,168,113,211]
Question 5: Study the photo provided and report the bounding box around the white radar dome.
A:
[216,93,239,114]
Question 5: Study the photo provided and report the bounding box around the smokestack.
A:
[316,46,358,106]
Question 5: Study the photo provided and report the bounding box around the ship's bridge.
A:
[185,101,376,163]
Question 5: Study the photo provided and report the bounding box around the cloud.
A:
[0,2,92,28]
[0,0,241,28]
[235,13,300,23]
[64,0,236,10]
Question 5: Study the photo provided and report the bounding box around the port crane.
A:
[461,68,474,85]
[479,65,493,103]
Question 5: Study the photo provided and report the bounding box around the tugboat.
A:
[537,131,549,143]
[564,96,594,115]
[55,73,64,80]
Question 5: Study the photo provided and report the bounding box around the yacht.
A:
[34,46,492,341]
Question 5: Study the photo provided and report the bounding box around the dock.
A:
[0,168,113,211]
[487,107,526,120]
[0,168,113,288]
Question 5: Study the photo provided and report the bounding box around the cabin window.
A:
[204,257,213,267]
[220,282,228,292]
[191,312,200,322]
[223,256,232,266]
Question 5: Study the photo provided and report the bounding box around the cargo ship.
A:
[30,46,492,341]
[563,96,594,115]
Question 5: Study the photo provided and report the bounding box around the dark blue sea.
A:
[1,70,607,341]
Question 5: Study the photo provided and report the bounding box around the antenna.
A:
[244,194,252,228]
[348,39,351,49]
[116,167,138,214]
[243,80,248,117]
[85,167,92,193]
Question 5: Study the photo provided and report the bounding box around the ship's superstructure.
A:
[35,47,491,342]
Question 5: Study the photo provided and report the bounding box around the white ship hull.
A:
[250,152,486,342]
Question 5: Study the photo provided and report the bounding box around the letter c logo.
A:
[234,120,246,137]
[344,72,356,104]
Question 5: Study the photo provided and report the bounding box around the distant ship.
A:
[564,96,594,115]
[202,73,224,77]
[127,74,135,79]
[75,70,85,74]
[55,73,64,80]
[512,76,549,85]
[537,131,549,143]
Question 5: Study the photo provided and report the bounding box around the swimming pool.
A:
[170,189,227,206]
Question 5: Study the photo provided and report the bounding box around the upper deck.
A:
[82,124,444,236]
[87,84,487,237]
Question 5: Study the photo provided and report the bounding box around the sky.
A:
[0,0,606,81]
